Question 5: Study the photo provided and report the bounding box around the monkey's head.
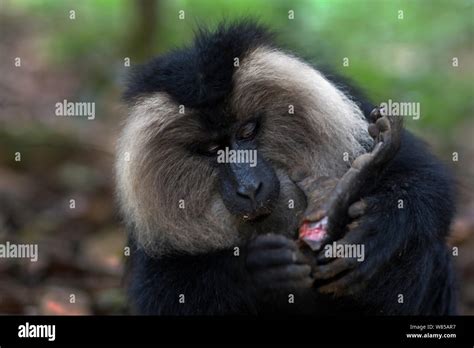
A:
[116,22,372,256]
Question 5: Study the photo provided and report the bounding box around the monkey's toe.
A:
[348,200,367,219]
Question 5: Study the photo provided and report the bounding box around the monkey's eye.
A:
[203,143,221,156]
[237,121,258,140]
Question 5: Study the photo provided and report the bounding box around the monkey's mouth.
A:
[239,209,272,223]
[242,214,270,224]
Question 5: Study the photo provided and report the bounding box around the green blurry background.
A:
[0,0,473,315]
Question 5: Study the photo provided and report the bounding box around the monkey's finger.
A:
[346,219,362,232]
[318,269,360,295]
[318,260,377,296]
[247,248,293,267]
[247,248,307,268]
[351,153,373,170]
[330,226,371,251]
[376,114,402,144]
[248,234,296,251]
[304,208,327,222]
[375,116,390,133]
[382,116,402,148]
[368,123,380,138]
[348,200,367,219]
[369,106,383,122]
[316,250,335,264]
[315,225,367,264]
[371,131,401,167]
[313,258,357,280]
[293,249,311,264]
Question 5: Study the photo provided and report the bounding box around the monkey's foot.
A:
[295,107,403,250]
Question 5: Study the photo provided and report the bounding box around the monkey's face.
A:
[117,46,371,256]
[213,115,307,239]
[215,118,281,220]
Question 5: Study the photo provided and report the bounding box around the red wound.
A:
[298,216,328,250]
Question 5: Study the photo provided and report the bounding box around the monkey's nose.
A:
[236,182,262,204]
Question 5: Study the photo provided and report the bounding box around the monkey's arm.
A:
[127,245,260,315]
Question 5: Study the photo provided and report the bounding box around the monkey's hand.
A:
[246,234,313,291]
[294,109,403,247]
[293,109,403,296]
[311,196,392,296]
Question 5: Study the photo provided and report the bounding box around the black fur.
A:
[124,22,457,315]
[123,21,273,108]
